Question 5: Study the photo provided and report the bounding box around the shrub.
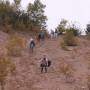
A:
[6,35,26,56]
[0,56,16,90]
[87,32,90,40]
[63,30,77,46]
[69,27,80,36]
[60,62,73,75]
[59,62,75,83]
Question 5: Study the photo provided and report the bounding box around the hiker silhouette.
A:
[40,55,51,73]
[29,38,35,53]
[37,31,45,45]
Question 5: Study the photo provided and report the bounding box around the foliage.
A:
[6,35,26,56]
[27,0,47,30]
[87,32,90,40]
[0,56,16,90]
[60,62,73,75]
[56,19,81,36]
[69,24,81,36]
[0,0,47,32]
[59,61,75,83]
[13,0,21,9]
[56,19,68,34]
[63,30,77,46]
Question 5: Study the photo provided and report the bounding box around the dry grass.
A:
[3,24,12,33]
[63,31,78,46]
[59,61,75,83]
[6,35,26,57]
[87,32,90,40]
[0,56,16,89]
[60,41,69,51]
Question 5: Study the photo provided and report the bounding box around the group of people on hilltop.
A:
[50,29,58,39]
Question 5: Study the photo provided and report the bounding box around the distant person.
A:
[54,29,58,38]
[40,55,51,73]
[37,33,41,42]
[50,29,54,39]
[29,38,35,53]
[41,31,45,41]
[38,31,45,45]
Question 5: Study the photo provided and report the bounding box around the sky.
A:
[9,0,90,34]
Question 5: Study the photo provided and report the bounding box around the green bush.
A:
[69,27,80,36]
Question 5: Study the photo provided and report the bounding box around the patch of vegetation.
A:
[6,35,26,57]
[0,56,16,90]
[59,62,75,83]
[63,30,78,46]
[87,32,90,40]
[0,0,47,32]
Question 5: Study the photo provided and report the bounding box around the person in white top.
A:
[29,38,35,53]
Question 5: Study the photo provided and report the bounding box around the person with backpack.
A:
[40,55,51,73]
[29,38,35,53]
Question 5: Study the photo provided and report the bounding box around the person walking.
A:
[40,55,48,73]
[40,55,51,73]
[50,29,54,39]
[54,29,58,38]
[29,38,35,53]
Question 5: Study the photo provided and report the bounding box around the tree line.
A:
[0,0,90,36]
[0,0,47,32]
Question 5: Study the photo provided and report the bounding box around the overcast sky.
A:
[9,0,90,33]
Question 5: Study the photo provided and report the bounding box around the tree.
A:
[68,24,81,36]
[0,0,11,26]
[56,19,67,34]
[0,0,47,32]
[27,0,47,30]
[13,0,21,10]
[0,56,16,90]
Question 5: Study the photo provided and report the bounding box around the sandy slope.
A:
[0,31,90,90]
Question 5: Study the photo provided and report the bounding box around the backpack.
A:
[47,60,51,67]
